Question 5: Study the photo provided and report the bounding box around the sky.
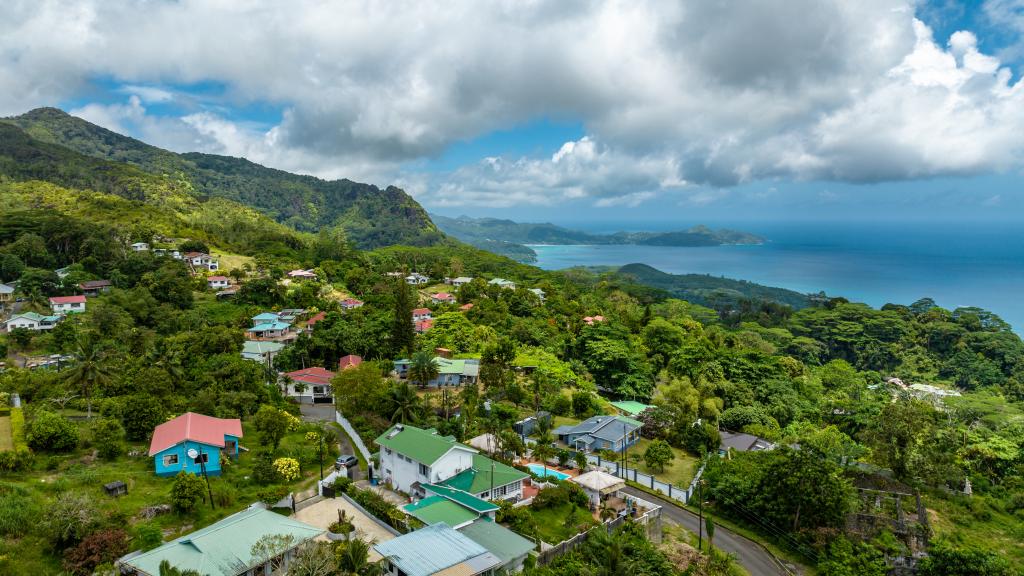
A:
[2,0,1024,226]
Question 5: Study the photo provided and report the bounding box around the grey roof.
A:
[0,284,14,294]
[557,415,641,443]
[373,523,501,576]
[719,430,775,452]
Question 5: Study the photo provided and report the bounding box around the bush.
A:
[133,523,163,551]
[273,457,301,481]
[532,481,588,510]
[10,407,26,449]
[62,528,129,576]
[209,481,236,508]
[92,418,125,460]
[42,493,97,549]
[0,484,38,536]
[252,449,278,485]
[170,472,206,513]
[347,487,406,532]
[0,447,35,473]
[26,411,79,453]
[257,485,289,506]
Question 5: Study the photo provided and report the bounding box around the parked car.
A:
[335,455,358,470]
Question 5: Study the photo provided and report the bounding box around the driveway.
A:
[299,403,363,482]
[620,486,795,576]
[292,497,395,560]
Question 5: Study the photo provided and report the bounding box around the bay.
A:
[529,221,1024,331]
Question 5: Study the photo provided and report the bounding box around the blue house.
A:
[552,414,642,453]
[148,412,243,477]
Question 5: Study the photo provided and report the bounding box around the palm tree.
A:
[532,441,553,479]
[337,538,382,576]
[408,351,439,389]
[387,382,421,423]
[159,560,201,576]
[64,335,112,419]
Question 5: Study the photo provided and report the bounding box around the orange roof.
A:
[286,367,336,385]
[338,354,363,370]
[460,303,474,311]
[432,292,454,299]
[50,295,86,304]
[148,412,243,456]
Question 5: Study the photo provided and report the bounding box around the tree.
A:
[26,411,79,452]
[42,493,97,548]
[386,382,422,423]
[480,338,516,397]
[92,418,125,460]
[120,394,166,441]
[574,450,588,471]
[170,472,206,512]
[250,533,296,573]
[336,538,382,576]
[643,439,675,473]
[390,280,415,356]
[62,528,129,576]
[863,397,936,481]
[286,541,335,576]
[917,543,1012,576]
[253,404,291,450]
[159,559,202,576]
[333,361,388,417]
[409,350,439,389]
[64,335,113,419]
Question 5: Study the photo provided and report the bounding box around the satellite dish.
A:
[187,448,199,459]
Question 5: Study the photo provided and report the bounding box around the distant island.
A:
[431,214,763,262]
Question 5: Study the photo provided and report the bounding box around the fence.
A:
[335,410,373,462]
[586,453,707,506]
[536,491,663,565]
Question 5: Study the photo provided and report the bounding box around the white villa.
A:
[488,278,516,290]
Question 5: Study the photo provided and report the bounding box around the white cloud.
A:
[3,1,1024,207]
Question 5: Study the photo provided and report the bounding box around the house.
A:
[241,340,285,365]
[405,273,430,285]
[148,412,243,477]
[512,412,551,437]
[246,320,292,340]
[718,430,776,455]
[55,266,72,279]
[277,308,307,323]
[610,401,653,417]
[130,242,150,252]
[528,288,545,302]
[49,295,87,314]
[374,523,502,576]
[451,276,474,288]
[457,519,535,573]
[412,308,432,322]
[216,286,238,299]
[282,367,336,404]
[338,354,363,370]
[79,279,112,296]
[5,312,62,332]
[0,283,13,308]
[583,315,605,325]
[252,312,281,326]
[414,319,434,334]
[553,415,642,453]
[287,269,317,280]
[375,423,527,501]
[571,470,626,508]
[430,292,456,305]
[403,484,498,529]
[340,297,364,310]
[117,507,323,576]
[305,311,326,332]
[488,278,515,290]
[206,275,230,289]
[184,251,219,271]
[393,357,479,387]
[459,303,474,312]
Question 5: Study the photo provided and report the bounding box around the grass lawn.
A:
[550,415,581,430]
[0,415,12,451]
[627,438,699,487]
[926,491,1024,572]
[529,502,599,544]
[0,418,327,574]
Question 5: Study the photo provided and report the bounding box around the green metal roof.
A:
[375,424,476,465]
[422,483,499,513]
[615,414,643,428]
[404,496,478,527]
[242,340,285,354]
[122,507,323,576]
[459,519,535,563]
[610,401,653,416]
[439,454,528,495]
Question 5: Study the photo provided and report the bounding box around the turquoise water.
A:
[530,221,1024,332]
[526,463,570,480]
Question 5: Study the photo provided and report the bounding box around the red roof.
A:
[286,367,336,385]
[460,303,474,311]
[341,298,363,307]
[338,354,363,370]
[306,311,326,326]
[49,295,86,305]
[415,319,434,332]
[148,412,243,456]
[207,276,229,282]
[412,307,432,315]
[432,293,454,299]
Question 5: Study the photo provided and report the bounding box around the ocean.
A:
[528,221,1024,331]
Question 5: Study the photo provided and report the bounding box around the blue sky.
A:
[3,0,1024,226]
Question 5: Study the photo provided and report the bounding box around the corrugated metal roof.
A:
[148,413,242,456]
[122,508,323,576]
[422,483,498,514]
[458,519,535,564]
[438,454,528,495]
[374,524,499,576]
[375,424,477,466]
[403,496,478,528]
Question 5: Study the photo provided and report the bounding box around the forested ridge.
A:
[0,113,1020,575]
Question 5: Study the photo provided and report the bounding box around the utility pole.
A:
[318,427,324,482]
[188,448,215,510]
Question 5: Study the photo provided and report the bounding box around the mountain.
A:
[2,108,442,249]
[430,213,762,262]
[614,263,812,310]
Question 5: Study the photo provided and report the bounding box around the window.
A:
[162,454,179,466]
[385,448,392,455]
[418,463,429,476]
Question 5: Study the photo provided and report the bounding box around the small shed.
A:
[570,470,625,508]
[104,480,128,497]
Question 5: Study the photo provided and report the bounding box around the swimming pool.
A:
[526,463,570,480]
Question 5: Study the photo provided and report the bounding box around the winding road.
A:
[621,486,794,576]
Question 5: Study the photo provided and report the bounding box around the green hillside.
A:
[3,108,442,249]
[615,262,813,310]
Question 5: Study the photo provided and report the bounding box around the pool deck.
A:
[520,460,580,480]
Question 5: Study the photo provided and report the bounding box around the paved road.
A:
[298,403,362,482]
[621,486,792,576]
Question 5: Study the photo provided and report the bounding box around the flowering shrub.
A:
[273,457,300,481]
[304,431,320,443]
[285,413,301,432]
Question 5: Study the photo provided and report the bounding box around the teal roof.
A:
[375,424,476,465]
[403,496,478,527]
[242,341,285,355]
[439,454,528,495]
[10,312,44,322]
[616,414,643,428]
[374,524,500,576]
[422,483,499,513]
[250,321,291,331]
[459,519,535,564]
[122,507,323,576]
[610,401,653,416]
[252,312,279,322]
